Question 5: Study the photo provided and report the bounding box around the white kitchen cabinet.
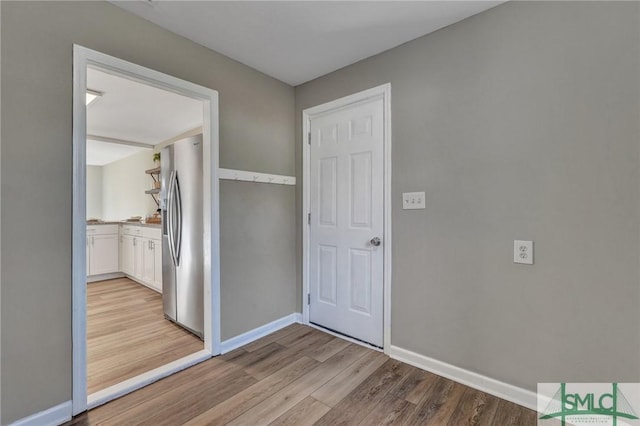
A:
[142,227,162,292]
[120,234,135,276]
[121,226,145,280]
[133,236,144,280]
[87,225,119,277]
[121,224,162,292]
[86,238,90,275]
[122,224,142,237]
[89,235,119,275]
[142,238,162,292]
[152,239,162,291]
[142,239,155,286]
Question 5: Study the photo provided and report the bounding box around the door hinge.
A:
[308,213,311,225]
[308,132,311,145]
[307,293,311,305]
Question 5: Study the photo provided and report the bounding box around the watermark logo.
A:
[538,383,640,426]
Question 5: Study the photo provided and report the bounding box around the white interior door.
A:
[309,97,384,347]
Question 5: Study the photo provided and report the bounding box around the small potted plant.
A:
[153,152,161,168]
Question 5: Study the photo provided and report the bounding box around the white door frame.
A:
[72,45,221,415]
[301,83,392,352]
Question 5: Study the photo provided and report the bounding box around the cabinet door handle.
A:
[133,238,136,246]
[92,236,95,246]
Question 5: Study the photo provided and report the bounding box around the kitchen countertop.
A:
[87,221,162,228]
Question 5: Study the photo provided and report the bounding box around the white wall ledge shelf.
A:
[218,168,296,186]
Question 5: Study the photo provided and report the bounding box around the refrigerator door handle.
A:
[173,172,182,265]
[167,170,178,267]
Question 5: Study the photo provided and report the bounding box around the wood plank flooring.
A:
[70,323,536,425]
[87,278,203,394]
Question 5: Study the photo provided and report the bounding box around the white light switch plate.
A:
[514,240,533,265]
[402,192,425,209]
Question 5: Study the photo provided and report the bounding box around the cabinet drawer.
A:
[121,224,142,236]
[142,227,161,240]
[87,224,119,235]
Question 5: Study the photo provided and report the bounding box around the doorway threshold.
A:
[87,349,211,410]
[308,322,383,352]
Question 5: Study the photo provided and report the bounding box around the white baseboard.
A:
[86,272,124,283]
[123,274,162,294]
[387,345,537,411]
[8,401,72,426]
[220,312,302,353]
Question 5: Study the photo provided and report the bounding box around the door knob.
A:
[370,237,381,246]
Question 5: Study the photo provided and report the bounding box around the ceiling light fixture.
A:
[86,89,103,106]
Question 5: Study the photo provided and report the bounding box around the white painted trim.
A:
[72,45,88,417]
[0,1,4,420]
[8,401,72,426]
[382,86,392,352]
[72,45,221,416]
[218,168,296,186]
[220,313,302,353]
[87,350,210,409]
[388,345,538,411]
[86,134,154,149]
[301,83,392,351]
[86,272,125,283]
[120,274,161,293]
[156,126,203,150]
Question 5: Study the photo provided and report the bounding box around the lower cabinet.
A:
[153,239,162,291]
[87,225,119,276]
[120,234,135,276]
[142,238,162,292]
[89,224,162,292]
[133,237,144,281]
[88,234,119,275]
[120,225,162,293]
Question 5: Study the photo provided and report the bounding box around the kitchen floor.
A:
[87,278,203,394]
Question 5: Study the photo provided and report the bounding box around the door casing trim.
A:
[301,83,392,352]
[72,45,221,415]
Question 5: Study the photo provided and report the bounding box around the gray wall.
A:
[220,181,296,340]
[296,1,640,391]
[86,166,103,220]
[101,149,157,221]
[0,1,295,423]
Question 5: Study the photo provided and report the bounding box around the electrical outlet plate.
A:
[402,192,425,209]
[514,240,533,265]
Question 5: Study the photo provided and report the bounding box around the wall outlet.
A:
[514,240,533,265]
[402,192,425,209]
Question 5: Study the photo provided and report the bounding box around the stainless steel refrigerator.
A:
[160,135,204,339]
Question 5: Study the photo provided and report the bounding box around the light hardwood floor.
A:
[87,278,203,394]
[71,322,535,425]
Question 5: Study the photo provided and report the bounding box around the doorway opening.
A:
[302,83,392,351]
[85,67,204,394]
[72,46,221,415]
